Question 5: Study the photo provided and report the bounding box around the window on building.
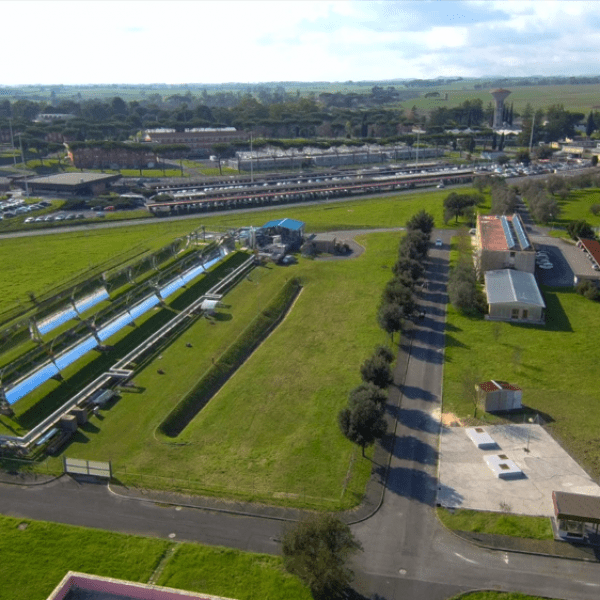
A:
[522,309,528,319]
[511,308,519,319]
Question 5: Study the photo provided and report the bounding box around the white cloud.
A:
[1,0,599,84]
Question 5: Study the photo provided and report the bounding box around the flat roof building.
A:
[26,173,121,196]
[484,269,545,323]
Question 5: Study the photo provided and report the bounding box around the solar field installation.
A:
[0,226,248,454]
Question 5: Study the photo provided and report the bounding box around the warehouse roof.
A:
[485,269,545,307]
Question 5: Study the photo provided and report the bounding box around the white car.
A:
[538,262,553,269]
[435,238,443,247]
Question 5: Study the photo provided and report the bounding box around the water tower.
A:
[490,88,511,130]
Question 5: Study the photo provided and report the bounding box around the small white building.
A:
[476,380,522,412]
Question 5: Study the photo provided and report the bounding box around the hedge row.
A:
[158,276,302,438]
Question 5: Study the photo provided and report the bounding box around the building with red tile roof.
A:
[475,213,535,274]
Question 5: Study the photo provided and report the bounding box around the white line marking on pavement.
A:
[454,552,478,565]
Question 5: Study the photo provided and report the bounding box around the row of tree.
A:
[338,210,435,459]
[447,232,485,315]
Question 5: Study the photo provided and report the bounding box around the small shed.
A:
[552,491,600,539]
[484,269,545,323]
[476,380,522,412]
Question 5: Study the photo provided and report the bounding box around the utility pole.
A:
[528,114,536,155]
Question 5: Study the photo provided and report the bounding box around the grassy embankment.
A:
[0,514,310,600]
[437,508,553,540]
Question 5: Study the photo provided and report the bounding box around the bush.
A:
[405,209,434,235]
[567,220,595,240]
[590,204,600,216]
[576,280,599,301]
[348,381,388,408]
[282,514,362,600]
[448,258,484,314]
[359,355,393,388]
[373,344,395,363]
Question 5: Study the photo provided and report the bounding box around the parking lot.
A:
[532,236,600,286]
[438,424,600,517]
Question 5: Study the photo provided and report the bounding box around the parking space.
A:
[532,236,600,286]
[438,424,600,517]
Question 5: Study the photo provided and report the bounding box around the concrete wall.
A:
[478,250,536,275]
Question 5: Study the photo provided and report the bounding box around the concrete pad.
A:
[437,424,600,516]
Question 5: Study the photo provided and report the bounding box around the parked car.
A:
[435,238,443,247]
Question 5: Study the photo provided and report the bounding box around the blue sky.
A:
[3,1,599,85]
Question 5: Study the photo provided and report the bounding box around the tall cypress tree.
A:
[586,112,596,137]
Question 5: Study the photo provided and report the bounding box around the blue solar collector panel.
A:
[37,308,79,335]
[75,288,110,314]
[500,216,516,249]
[97,313,135,342]
[129,295,160,320]
[512,216,531,250]
[54,336,98,371]
[5,363,60,405]
[159,277,185,299]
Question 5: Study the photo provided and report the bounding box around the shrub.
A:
[373,344,395,363]
[359,355,393,388]
[576,280,599,301]
[348,381,388,408]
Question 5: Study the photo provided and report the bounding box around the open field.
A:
[436,508,553,540]
[400,83,600,116]
[60,233,396,508]
[554,188,600,227]
[443,285,600,478]
[0,221,207,313]
[0,188,484,314]
[0,514,309,600]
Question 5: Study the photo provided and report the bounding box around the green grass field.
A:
[436,508,553,540]
[60,233,396,508]
[400,83,600,116]
[0,221,208,313]
[554,188,600,227]
[443,285,600,478]
[0,188,482,315]
[0,514,309,600]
